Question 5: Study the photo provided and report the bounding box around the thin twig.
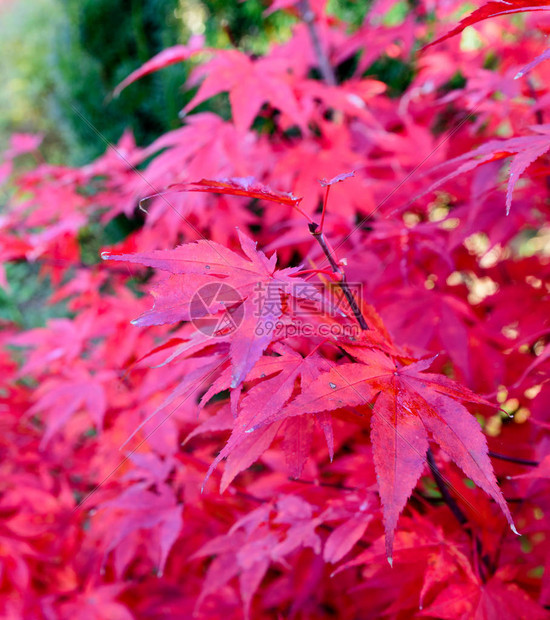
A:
[309,223,370,330]
[427,449,493,579]
[426,448,467,525]
[298,0,337,86]
[488,451,539,468]
[290,477,358,492]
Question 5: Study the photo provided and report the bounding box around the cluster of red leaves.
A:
[1,0,550,617]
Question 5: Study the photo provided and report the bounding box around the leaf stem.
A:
[294,267,339,279]
[488,451,539,467]
[426,448,468,526]
[319,185,330,232]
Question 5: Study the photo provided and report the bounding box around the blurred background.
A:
[0,0,320,164]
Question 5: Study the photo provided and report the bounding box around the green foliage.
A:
[327,0,370,28]
[184,0,295,53]
[364,55,415,97]
[0,263,68,329]
[79,212,145,265]
[0,0,187,164]
[50,0,187,164]
[0,0,64,157]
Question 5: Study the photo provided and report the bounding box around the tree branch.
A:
[298,0,337,86]
[309,223,370,330]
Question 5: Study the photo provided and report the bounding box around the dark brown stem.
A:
[488,451,539,467]
[427,448,493,579]
[290,477,358,492]
[309,224,369,330]
[426,448,467,525]
[298,0,337,86]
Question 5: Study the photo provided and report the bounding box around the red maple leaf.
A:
[182,50,307,132]
[168,177,303,207]
[103,228,324,387]
[197,345,334,490]
[257,349,517,560]
[91,482,183,578]
[415,126,550,214]
[426,0,550,48]
[113,36,205,97]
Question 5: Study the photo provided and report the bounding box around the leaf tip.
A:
[230,375,240,389]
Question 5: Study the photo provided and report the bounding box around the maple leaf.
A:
[192,495,321,619]
[91,483,183,578]
[514,47,550,80]
[319,170,356,187]
[27,368,113,448]
[197,345,333,491]
[4,133,43,159]
[335,518,482,611]
[425,0,550,48]
[513,454,550,481]
[54,584,134,620]
[419,574,550,619]
[260,350,516,560]
[415,126,550,214]
[103,228,323,387]
[182,49,307,132]
[168,177,303,207]
[113,36,205,97]
[320,492,374,563]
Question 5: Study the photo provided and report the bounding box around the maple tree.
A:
[1,0,550,618]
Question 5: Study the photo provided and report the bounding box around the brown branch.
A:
[298,0,337,86]
[309,223,370,330]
